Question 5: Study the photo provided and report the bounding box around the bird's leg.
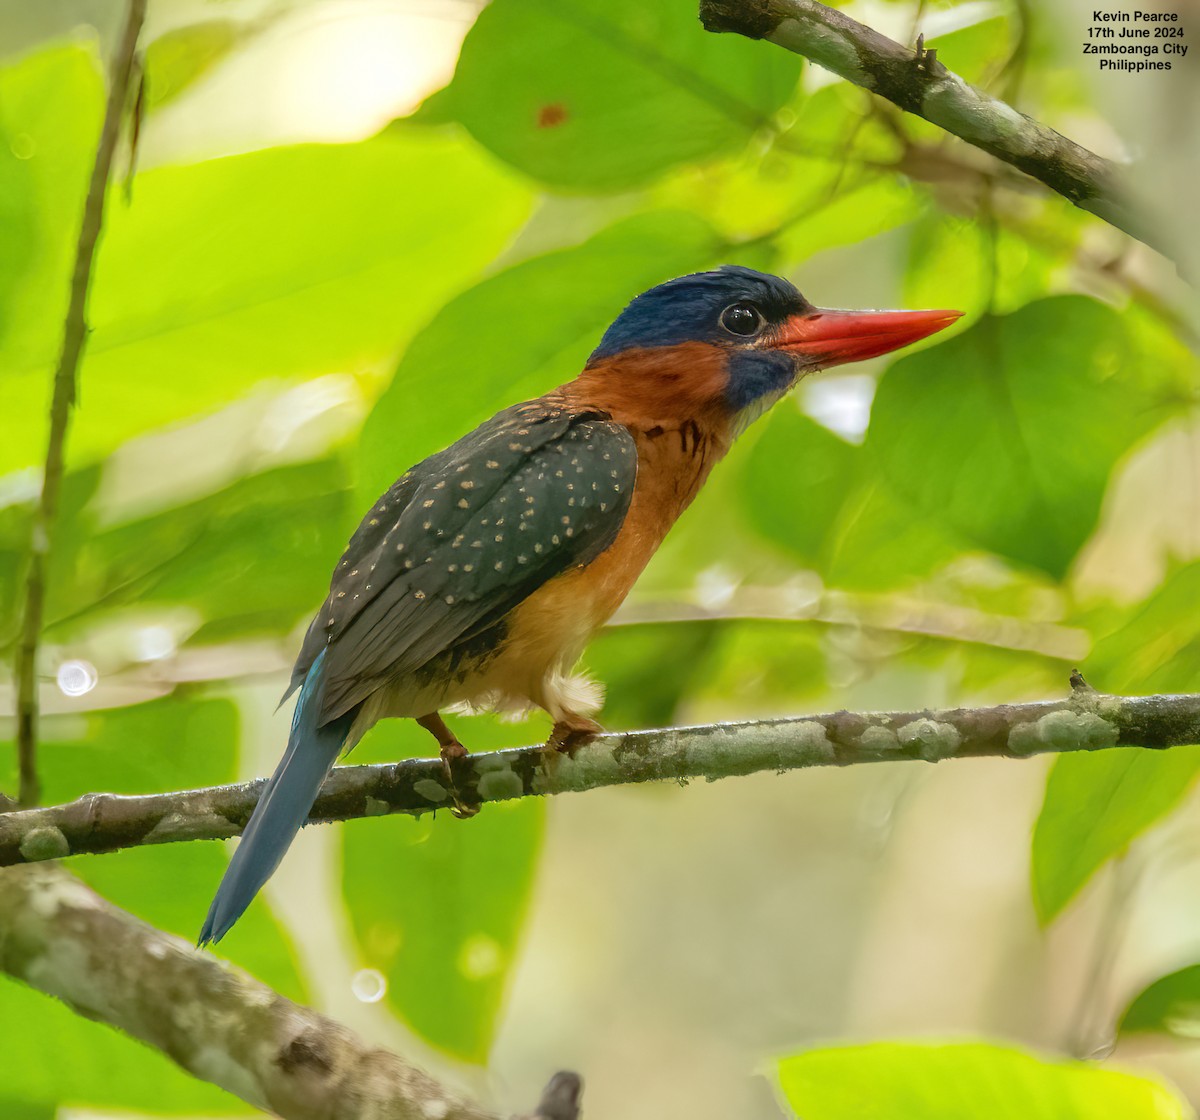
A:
[547,712,603,756]
[416,712,478,820]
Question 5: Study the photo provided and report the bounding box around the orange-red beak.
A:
[769,307,962,368]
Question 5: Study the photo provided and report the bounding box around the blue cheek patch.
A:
[724,348,796,412]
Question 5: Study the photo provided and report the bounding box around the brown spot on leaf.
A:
[537,103,568,128]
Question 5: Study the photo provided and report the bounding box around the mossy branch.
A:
[699,0,1161,253]
[3,691,1198,867]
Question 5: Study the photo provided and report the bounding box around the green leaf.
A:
[777,1040,1192,1120]
[776,176,926,266]
[0,976,246,1113]
[739,404,859,567]
[867,297,1166,579]
[1087,562,1200,695]
[904,213,1068,320]
[1121,964,1200,1038]
[0,1101,55,1120]
[924,17,1012,85]
[0,698,295,1112]
[0,45,102,372]
[1032,563,1200,923]
[1032,746,1200,923]
[823,479,964,590]
[143,20,245,111]
[585,620,721,728]
[440,0,801,190]
[358,209,722,506]
[342,716,544,1062]
[56,457,352,645]
[0,45,531,473]
[3,697,308,1000]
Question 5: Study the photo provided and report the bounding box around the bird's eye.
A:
[719,302,765,337]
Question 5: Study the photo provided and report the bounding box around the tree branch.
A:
[698,0,1161,253]
[3,692,1198,866]
[0,862,574,1120]
[13,0,147,808]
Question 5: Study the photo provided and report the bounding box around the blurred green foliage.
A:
[0,0,1197,1114]
[777,1041,1192,1119]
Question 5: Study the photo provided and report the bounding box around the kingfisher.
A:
[199,266,960,944]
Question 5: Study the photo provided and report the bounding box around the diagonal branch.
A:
[0,861,575,1120]
[698,0,1161,253]
[13,0,148,808]
[3,691,1199,867]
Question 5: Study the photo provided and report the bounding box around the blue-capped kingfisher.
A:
[199,265,960,943]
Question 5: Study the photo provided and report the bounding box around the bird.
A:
[199,265,961,944]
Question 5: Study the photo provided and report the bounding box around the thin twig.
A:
[13,0,148,808]
[3,692,1199,866]
[699,0,1162,254]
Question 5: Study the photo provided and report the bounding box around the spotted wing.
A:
[298,401,637,723]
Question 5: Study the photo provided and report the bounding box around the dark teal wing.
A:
[292,401,637,723]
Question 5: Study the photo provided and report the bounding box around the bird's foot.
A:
[438,741,479,820]
[547,715,603,757]
[418,714,479,820]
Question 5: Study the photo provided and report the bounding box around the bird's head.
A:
[585,265,961,430]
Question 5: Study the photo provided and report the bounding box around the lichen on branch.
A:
[2,692,1198,867]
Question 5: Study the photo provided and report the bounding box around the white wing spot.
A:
[494,561,504,571]
[445,595,456,604]
[486,460,499,469]
[460,480,475,490]
[414,590,426,600]
[457,499,469,509]
[368,518,380,527]
[422,499,434,508]
[464,564,474,572]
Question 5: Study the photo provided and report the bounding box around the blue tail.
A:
[199,649,355,945]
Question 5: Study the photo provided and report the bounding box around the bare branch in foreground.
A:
[0,862,571,1120]
[698,0,1161,253]
[13,0,148,808]
[3,692,1199,867]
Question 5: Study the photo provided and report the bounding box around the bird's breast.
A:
[502,414,728,667]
